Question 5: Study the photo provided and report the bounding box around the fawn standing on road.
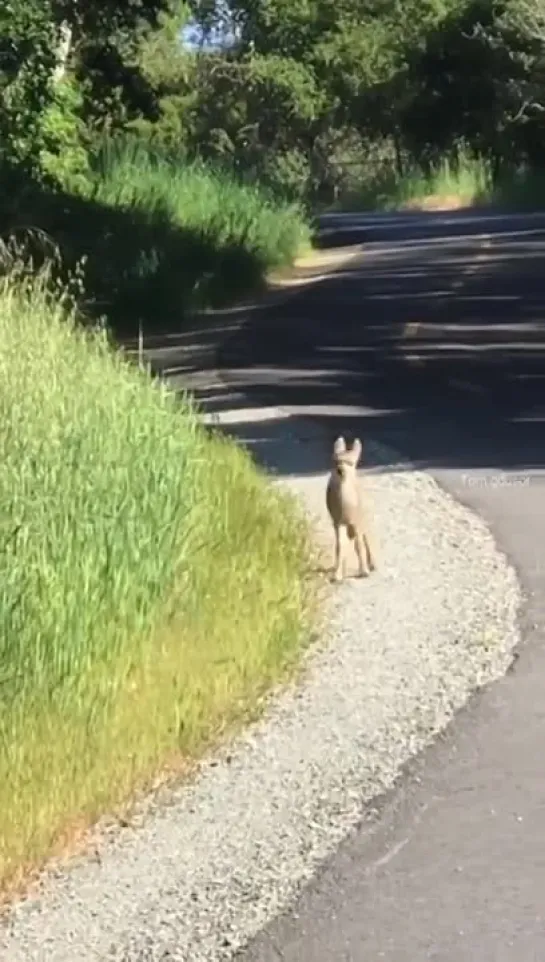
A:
[326,436,377,583]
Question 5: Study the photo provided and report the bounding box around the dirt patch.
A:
[267,246,361,289]
[401,193,475,212]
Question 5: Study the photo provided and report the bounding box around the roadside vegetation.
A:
[331,153,545,214]
[331,153,495,213]
[2,0,545,896]
[0,0,317,897]
[0,263,314,895]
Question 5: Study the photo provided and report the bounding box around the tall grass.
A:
[0,138,313,335]
[332,148,545,213]
[91,138,312,271]
[333,152,494,212]
[392,154,494,210]
[0,266,314,895]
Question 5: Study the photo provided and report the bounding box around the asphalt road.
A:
[207,208,545,961]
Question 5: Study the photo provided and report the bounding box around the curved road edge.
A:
[0,398,522,960]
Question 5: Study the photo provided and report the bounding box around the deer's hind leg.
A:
[354,528,370,578]
[364,530,377,572]
[333,524,345,582]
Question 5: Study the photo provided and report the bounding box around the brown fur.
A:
[325,435,377,582]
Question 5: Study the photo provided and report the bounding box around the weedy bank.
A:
[0,266,314,896]
[0,139,313,336]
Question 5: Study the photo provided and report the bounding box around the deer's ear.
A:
[333,436,346,455]
[350,438,363,463]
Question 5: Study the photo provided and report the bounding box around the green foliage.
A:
[83,138,310,322]
[333,149,494,211]
[260,148,312,202]
[0,138,311,336]
[0,0,177,185]
[5,0,545,208]
[177,0,545,204]
[399,0,543,168]
[128,1,196,148]
[184,51,326,177]
[38,78,90,191]
[0,0,58,175]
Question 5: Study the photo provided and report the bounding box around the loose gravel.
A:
[0,406,521,962]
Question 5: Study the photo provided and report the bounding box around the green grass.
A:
[91,139,312,272]
[0,139,313,335]
[332,152,494,212]
[391,155,494,210]
[331,148,545,214]
[0,266,315,896]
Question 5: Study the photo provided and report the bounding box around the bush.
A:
[38,78,91,192]
[0,266,314,894]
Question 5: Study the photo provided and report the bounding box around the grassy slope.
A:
[0,268,315,896]
[0,140,313,338]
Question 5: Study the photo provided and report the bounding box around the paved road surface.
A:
[207,208,545,961]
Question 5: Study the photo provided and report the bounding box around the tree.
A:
[178,0,421,196]
[128,1,197,149]
[397,0,545,169]
[0,0,176,182]
[0,0,59,174]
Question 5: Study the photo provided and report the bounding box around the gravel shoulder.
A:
[0,398,521,962]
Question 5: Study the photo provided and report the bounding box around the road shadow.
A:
[148,208,545,482]
[316,205,545,249]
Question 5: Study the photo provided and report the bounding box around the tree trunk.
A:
[53,21,72,84]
